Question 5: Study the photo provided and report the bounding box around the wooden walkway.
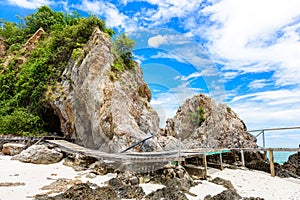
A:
[47,140,300,177]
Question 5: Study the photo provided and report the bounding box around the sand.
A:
[1,155,300,200]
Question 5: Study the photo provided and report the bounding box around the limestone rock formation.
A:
[48,28,161,152]
[12,144,63,164]
[164,94,257,149]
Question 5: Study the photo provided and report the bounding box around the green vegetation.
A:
[112,33,135,72]
[191,105,206,126]
[0,6,117,135]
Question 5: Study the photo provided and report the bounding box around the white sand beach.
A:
[1,155,300,200]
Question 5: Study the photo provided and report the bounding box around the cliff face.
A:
[164,94,257,148]
[48,28,161,153]
[45,28,256,152]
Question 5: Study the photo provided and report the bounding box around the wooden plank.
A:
[269,149,275,177]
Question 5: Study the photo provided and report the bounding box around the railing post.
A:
[220,152,223,170]
[269,148,275,177]
[241,149,245,167]
[202,153,208,178]
[262,130,265,148]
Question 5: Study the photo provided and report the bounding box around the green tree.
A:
[113,33,135,70]
[113,33,135,55]
[24,6,65,33]
[0,6,115,135]
[191,105,206,126]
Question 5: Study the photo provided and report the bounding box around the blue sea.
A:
[269,151,297,165]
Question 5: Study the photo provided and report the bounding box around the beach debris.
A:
[0,182,25,187]
[11,144,63,164]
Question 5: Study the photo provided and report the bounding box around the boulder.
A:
[164,94,257,149]
[108,177,145,199]
[1,143,26,156]
[204,189,241,200]
[12,144,63,164]
[145,186,188,200]
[39,183,119,200]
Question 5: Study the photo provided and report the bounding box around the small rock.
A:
[1,143,26,156]
[86,173,97,179]
[177,171,184,178]
[211,177,235,191]
[130,177,139,185]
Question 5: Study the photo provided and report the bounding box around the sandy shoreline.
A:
[1,155,300,200]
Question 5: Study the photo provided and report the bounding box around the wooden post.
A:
[241,149,245,167]
[202,153,208,178]
[269,148,275,177]
[220,152,223,170]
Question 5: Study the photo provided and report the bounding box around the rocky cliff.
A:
[42,28,256,152]
[47,28,161,153]
[164,94,257,148]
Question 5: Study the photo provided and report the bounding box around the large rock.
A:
[36,183,119,200]
[1,143,26,156]
[48,28,161,153]
[145,187,188,200]
[12,144,63,164]
[164,94,257,149]
[204,189,241,200]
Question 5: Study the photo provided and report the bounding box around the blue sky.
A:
[1,0,300,147]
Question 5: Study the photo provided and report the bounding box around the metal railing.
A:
[248,126,300,148]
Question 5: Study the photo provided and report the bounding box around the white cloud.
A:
[248,79,272,90]
[151,52,188,63]
[229,88,300,131]
[195,0,300,86]
[73,0,136,30]
[148,34,190,48]
[7,0,53,9]
[179,69,216,81]
[135,0,203,26]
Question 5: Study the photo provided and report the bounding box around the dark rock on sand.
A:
[63,154,97,171]
[210,177,235,191]
[204,189,241,200]
[35,183,119,200]
[281,153,300,177]
[145,186,188,200]
[108,177,145,199]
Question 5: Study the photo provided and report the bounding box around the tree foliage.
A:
[191,105,206,126]
[112,33,135,71]
[0,6,115,135]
